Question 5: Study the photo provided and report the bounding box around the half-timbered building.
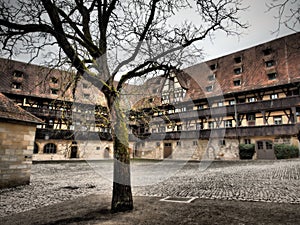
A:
[0,32,299,160]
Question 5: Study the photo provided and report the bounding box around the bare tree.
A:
[0,0,247,212]
[266,0,300,34]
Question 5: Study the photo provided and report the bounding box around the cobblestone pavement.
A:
[1,159,300,217]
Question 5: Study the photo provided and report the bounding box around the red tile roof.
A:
[0,93,42,124]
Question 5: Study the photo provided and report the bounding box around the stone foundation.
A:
[0,122,36,188]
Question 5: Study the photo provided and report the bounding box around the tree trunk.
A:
[108,95,133,213]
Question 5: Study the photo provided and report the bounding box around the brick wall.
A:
[0,121,36,188]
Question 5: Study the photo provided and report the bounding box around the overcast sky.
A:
[10,0,298,64]
[199,0,298,60]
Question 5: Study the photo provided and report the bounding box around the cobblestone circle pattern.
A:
[1,159,299,217]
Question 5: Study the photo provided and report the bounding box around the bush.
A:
[239,144,255,159]
[274,144,299,159]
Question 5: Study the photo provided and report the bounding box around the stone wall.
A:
[0,122,36,188]
[33,139,133,160]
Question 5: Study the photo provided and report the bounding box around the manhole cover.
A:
[160,196,198,203]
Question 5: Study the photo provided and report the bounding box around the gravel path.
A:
[1,159,299,217]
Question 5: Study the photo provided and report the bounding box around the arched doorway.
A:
[70,141,78,158]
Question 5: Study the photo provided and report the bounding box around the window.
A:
[208,121,215,129]
[263,48,272,56]
[224,120,232,128]
[13,70,23,78]
[234,67,242,75]
[50,77,58,83]
[162,94,169,104]
[193,141,198,146]
[217,101,224,107]
[268,72,277,80]
[43,143,57,154]
[11,82,22,89]
[219,139,226,146]
[208,74,216,81]
[206,85,213,92]
[248,97,256,103]
[156,142,160,147]
[210,63,217,71]
[158,126,166,132]
[265,60,275,67]
[197,105,204,110]
[247,114,255,121]
[274,116,282,125]
[229,100,236,105]
[247,114,256,126]
[51,89,59,95]
[244,139,251,144]
[84,93,90,99]
[177,125,182,131]
[176,141,181,146]
[270,93,278,99]
[234,56,242,64]
[164,143,172,147]
[233,80,241,86]
[257,141,264,150]
[83,83,88,89]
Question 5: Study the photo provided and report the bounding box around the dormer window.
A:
[206,85,213,92]
[234,56,242,64]
[209,63,217,71]
[268,72,277,80]
[208,74,216,81]
[50,77,58,84]
[233,79,241,86]
[11,82,22,90]
[263,48,272,56]
[51,89,59,95]
[265,60,275,67]
[13,70,24,78]
[234,67,242,75]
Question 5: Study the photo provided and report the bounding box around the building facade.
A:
[0,93,41,188]
[0,32,299,161]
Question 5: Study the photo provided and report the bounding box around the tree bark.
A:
[108,95,133,213]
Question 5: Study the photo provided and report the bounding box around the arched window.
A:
[43,143,57,154]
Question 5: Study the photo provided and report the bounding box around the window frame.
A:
[233,79,241,86]
[43,143,57,154]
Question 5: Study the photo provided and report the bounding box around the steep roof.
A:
[0,93,42,124]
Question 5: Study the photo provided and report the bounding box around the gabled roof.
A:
[0,93,42,124]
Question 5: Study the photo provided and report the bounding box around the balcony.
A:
[35,128,112,141]
[151,95,300,121]
[129,124,299,141]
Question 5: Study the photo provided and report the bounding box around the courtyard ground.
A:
[1,159,300,224]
